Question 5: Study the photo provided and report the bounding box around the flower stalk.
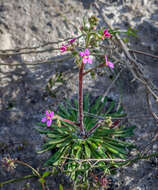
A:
[55,115,80,127]
[78,62,85,137]
[78,33,92,138]
[86,120,103,137]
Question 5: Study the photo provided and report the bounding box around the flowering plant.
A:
[1,15,158,190]
[37,16,136,189]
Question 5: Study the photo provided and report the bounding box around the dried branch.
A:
[0,47,60,56]
[62,157,126,162]
[101,68,123,102]
[0,35,83,53]
[62,152,158,164]
[129,49,158,59]
[0,54,72,66]
[146,89,158,122]
[83,62,105,76]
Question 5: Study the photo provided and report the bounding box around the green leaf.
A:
[76,146,82,159]
[90,71,95,79]
[87,141,102,158]
[36,122,47,127]
[91,140,107,158]
[108,112,127,117]
[72,145,82,157]
[113,126,136,136]
[36,128,52,134]
[44,147,65,166]
[122,37,129,43]
[66,99,77,120]
[89,96,102,114]
[55,127,69,134]
[96,97,108,115]
[42,171,51,178]
[103,143,119,154]
[56,138,71,148]
[39,178,45,183]
[105,101,115,114]
[44,136,69,146]
[59,184,64,190]
[47,134,63,138]
[73,99,78,109]
[84,143,91,158]
[117,105,123,114]
[37,144,55,154]
[104,137,134,148]
[58,104,70,118]
[104,142,126,155]
[93,128,114,136]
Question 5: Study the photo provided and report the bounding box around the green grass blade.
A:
[37,144,55,153]
[104,100,115,115]
[84,143,91,158]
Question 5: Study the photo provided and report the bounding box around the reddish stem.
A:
[83,63,105,76]
[78,62,85,136]
[110,120,121,129]
[57,115,80,127]
[86,121,102,137]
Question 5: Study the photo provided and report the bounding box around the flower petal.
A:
[82,57,87,64]
[47,119,52,127]
[106,33,111,37]
[41,117,47,123]
[50,111,54,118]
[104,29,111,37]
[105,56,108,65]
[80,52,84,57]
[60,44,67,53]
[84,49,90,56]
[108,61,114,68]
[46,110,49,116]
[104,29,108,34]
[69,38,76,44]
[87,57,92,64]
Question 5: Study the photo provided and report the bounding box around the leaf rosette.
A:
[37,94,136,186]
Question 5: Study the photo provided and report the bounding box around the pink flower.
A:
[60,44,67,53]
[41,110,54,127]
[105,56,114,68]
[68,38,76,44]
[102,29,111,40]
[80,49,92,64]
[60,38,76,53]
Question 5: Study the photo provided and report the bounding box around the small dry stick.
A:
[0,54,72,66]
[101,68,123,102]
[0,35,83,52]
[0,47,60,56]
[129,49,158,59]
[62,157,126,162]
[146,89,158,122]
